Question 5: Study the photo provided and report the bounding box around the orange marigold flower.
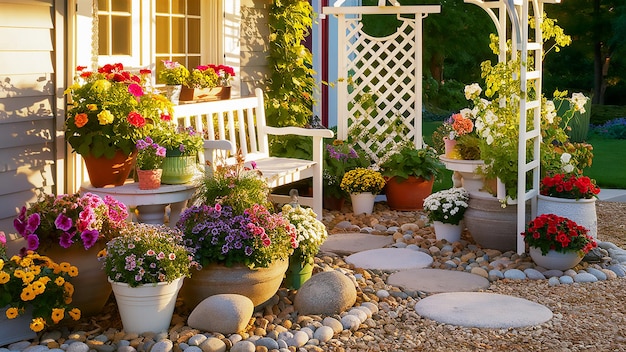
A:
[0,271,9,284]
[74,113,89,128]
[55,276,65,286]
[59,262,71,272]
[20,287,36,301]
[68,265,79,277]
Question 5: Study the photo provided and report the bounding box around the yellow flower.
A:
[39,276,51,285]
[0,271,9,284]
[5,307,18,319]
[22,271,35,284]
[31,280,46,295]
[13,269,24,278]
[10,255,21,263]
[52,262,61,274]
[97,249,107,258]
[30,265,41,275]
[30,317,46,332]
[59,262,71,272]
[20,257,32,267]
[91,78,111,93]
[68,308,81,321]
[51,308,65,324]
[55,276,65,286]
[68,265,79,277]
[64,281,74,296]
[0,258,4,270]
[20,286,36,301]
[87,104,98,111]
[97,110,115,125]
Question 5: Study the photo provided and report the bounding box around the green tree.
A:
[545,0,626,104]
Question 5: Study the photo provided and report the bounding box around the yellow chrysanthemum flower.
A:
[13,269,24,278]
[0,258,4,270]
[30,265,42,275]
[52,262,61,274]
[59,262,71,272]
[51,308,65,324]
[5,307,18,319]
[87,103,98,111]
[64,282,74,296]
[31,281,46,295]
[20,257,32,267]
[30,317,46,332]
[55,276,65,286]
[39,276,51,285]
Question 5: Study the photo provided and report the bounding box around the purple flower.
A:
[26,234,40,251]
[136,139,149,150]
[25,213,41,233]
[250,161,257,169]
[222,244,230,254]
[156,146,166,157]
[55,213,73,231]
[13,218,26,235]
[80,229,100,249]
[59,232,74,249]
[244,246,253,256]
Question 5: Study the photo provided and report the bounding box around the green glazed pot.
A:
[161,154,198,184]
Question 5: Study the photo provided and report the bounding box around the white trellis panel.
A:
[323,3,440,163]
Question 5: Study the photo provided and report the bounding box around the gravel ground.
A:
[6,200,626,352]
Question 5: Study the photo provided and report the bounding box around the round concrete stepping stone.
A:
[345,248,433,271]
[320,233,394,256]
[414,292,553,328]
[387,269,490,293]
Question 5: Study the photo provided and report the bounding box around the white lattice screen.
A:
[323,5,440,164]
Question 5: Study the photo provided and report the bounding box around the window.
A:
[154,0,202,84]
[96,0,140,66]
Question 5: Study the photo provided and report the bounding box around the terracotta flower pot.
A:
[137,169,162,190]
[385,176,434,211]
[82,149,137,188]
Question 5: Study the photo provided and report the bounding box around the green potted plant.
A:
[340,168,386,215]
[157,60,189,104]
[281,204,328,289]
[0,232,81,342]
[101,222,195,334]
[180,64,234,101]
[12,192,129,317]
[151,124,203,184]
[423,187,470,242]
[64,63,173,187]
[322,139,371,210]
[135,137,166,190]
[176,153,298,307]
[522,213,597,270]
[379,144,445,211]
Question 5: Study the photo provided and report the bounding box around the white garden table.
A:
[80,180,198,228]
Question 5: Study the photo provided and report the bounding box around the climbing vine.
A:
[266,0,316,127]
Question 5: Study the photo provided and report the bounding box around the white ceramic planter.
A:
[529,247,583,270]
[537,195,597,239]
[433,221,463,243]
[350,192,376,215]
[109,277,184,334]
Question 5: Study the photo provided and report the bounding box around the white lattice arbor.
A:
[466,0,561,254]
[323,2,440,163]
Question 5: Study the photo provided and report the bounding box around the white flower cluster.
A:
[423,188,470,224]
[571,92,588,114]
[281,204,328,252]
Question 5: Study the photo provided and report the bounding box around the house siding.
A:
[240,0,270,96]
[0,0,63,251]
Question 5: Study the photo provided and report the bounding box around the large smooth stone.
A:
[294,271,357,316]
[187,294,253,334]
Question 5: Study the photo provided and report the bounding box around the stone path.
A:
[321,232,555,329]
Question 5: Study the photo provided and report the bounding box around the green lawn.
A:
[422,121,626,191]
[585,137,626,189]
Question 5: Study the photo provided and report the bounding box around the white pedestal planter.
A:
[0,306,36,346]
[350,192,376,215]
[109,277,184,334]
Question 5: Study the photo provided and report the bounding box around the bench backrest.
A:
[171,88,269,166]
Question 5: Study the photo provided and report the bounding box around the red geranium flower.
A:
[522,213,596,255]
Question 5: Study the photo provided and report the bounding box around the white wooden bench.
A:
[172,88,334,219]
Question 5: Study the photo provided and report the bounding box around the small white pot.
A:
[528,247,583,271]
[350,192,376,215]
[110,277,184,334]
[433,221,463,243]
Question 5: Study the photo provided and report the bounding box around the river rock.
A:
[294,270,357,315]
[187,294,253,334]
